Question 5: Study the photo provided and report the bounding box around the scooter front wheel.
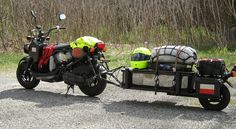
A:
[16,62,40,89]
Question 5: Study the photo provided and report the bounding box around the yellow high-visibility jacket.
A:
[70,36,103,49]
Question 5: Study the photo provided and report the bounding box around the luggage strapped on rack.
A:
[154,46,183,94]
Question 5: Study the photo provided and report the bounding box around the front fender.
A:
[18,56,33,66]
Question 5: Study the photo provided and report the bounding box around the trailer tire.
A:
[199,85,230,111]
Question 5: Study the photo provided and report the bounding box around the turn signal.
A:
[72,48,82,58]
[90,47,95,53]
[103,47,107,52]
[231,66,236,77]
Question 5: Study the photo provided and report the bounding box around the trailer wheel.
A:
[199,85,230,111]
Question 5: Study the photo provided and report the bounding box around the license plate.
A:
[32,47,36,52]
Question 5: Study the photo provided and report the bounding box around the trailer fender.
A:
[225,81,234,88]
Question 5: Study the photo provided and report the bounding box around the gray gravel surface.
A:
[1,71,236,129]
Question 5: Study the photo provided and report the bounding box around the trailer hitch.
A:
[101,66,125,87]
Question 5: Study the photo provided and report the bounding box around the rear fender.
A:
[99,65,107,75]
[225,81,233,88]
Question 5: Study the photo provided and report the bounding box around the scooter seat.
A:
[54,43,71,51]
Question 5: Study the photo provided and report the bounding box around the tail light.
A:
[97,42,105,51]
[231,66,236,77]
[232,71,236,77]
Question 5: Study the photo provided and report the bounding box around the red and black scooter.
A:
[16,11,109,97]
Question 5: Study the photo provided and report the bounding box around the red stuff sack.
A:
[38,45,55,69]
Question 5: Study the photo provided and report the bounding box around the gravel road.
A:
[1,71,236,129]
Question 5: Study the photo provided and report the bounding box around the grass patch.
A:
[104,44,131,68]
[198,47,236,69]
[105,44,236,69]
[0,52,24,71]
[230,99,236,106]
[233,93,236,97]
[0,45,236,72]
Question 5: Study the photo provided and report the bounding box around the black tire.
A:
[16,62,40,89]
[79,74,107,97]
[199,85,230,111]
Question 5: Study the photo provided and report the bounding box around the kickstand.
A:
[65,85,74,96]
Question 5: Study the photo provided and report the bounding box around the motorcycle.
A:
[16,11,110,97]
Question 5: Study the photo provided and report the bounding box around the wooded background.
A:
[1,0,236,51]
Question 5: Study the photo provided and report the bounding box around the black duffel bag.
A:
[197,59,226,76]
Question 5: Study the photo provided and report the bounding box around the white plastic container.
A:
[49,56,56,71]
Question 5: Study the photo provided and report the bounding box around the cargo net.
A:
[151,45,197,65]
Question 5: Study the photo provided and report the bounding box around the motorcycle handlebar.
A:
[45,26,66,37]
[51,26,66,30]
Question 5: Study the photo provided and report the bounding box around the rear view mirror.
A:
[59,13,66,21]
[31,10,36,18]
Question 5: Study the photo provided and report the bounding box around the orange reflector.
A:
[90,48,95,53]
[232,71,236,77]
[72,48,83,58]
[103,47,107,52]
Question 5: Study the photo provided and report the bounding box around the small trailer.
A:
[103,46,235,111]
[120,66,231,111]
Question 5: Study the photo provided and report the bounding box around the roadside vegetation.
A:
[0,52,24,71]
[1,0,236,51]
[1,0,236,71]
[1,45,235,72]
[105,44,236,69]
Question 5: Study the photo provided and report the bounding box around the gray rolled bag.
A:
[151,45,198,65]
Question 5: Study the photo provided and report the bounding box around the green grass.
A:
[230,99,236,106]
[0,45,236,71]
[198,47,236,69]
[104,44,131,69]
[105,45,236,70]
[0,52,24,71]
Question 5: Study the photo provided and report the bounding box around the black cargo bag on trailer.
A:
[197,59,226,76]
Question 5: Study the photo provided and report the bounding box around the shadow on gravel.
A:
[103,100,234,122]
[0,88,100,108]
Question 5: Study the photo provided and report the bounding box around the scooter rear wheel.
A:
[79,74,107,97]
[16,62,40,89]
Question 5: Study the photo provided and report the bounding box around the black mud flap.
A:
[195,77,222,99]
[121,67,132,88]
